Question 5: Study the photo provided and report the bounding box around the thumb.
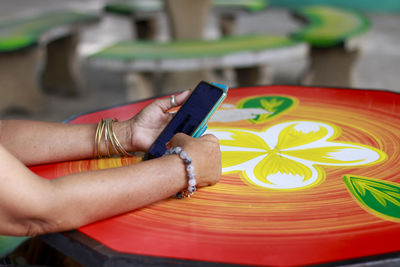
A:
[172,89,191,107]
[156,89,192,112]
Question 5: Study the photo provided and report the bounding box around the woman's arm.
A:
[0,89,222,236]
[0,90,191,165]
[0,120,99,165]
[0,133,221,236]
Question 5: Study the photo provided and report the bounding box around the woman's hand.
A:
[168,133,221,188]
[124,90,191,152]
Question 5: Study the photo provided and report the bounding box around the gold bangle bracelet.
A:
[95,118,133,158]
[104,118,113,158]
[108,119,132,157]
[105,118,119,156]
[94,119,105,158]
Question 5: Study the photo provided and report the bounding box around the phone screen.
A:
[145,82,225,159]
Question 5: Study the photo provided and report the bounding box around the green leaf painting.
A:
[343,175,400,222]
[236,96,297,124]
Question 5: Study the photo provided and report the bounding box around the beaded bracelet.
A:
[164,146,196,199]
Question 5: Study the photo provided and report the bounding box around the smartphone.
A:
[144,81,228,160]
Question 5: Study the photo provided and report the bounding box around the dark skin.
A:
[0,90,221,236]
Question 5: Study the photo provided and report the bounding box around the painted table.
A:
[290,5,371,88]
[0,10,99,114]
[37,85,400,266]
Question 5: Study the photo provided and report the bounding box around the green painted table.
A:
[89,34,307,97]
[291,5,371,87]
[104,0,268,15]
[0,10,99,114]
[291,5,370,48]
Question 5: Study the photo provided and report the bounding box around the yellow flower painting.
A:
[208,121,386,190]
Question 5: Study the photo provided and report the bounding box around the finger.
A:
[174,89,191,106]
[154,89,191,113]
[199,134,219,143]
[162,111,175,127]
[152,97,173,113]
[168,132,190,147]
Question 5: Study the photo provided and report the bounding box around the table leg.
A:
[165,0,211,40]
[218,11,266,87]
[41,33,84,97]
[302,46,360,87]
[219,13,236,36]
[125,72,156,101]
[162,0,213,94]
[160,70,219,95]
[235,66,263,87]
[0,48,45,114]
[133,17,158,40]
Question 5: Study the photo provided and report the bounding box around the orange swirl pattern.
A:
[31,86,400,266]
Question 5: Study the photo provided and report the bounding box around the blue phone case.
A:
[191,82,228,138]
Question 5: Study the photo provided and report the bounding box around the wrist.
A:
[94,119,135,158]
[113,120,134,153]
[164,146,197,198]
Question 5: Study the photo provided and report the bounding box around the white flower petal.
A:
[244,157,320,189]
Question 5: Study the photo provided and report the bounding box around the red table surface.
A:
[31,85,400,266]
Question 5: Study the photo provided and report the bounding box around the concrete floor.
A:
[1,0,400,122]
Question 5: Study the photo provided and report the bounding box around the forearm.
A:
[0,120,132,165]
[4,155,187,236]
